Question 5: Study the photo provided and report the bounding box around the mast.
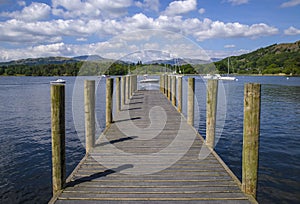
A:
[227,57,230,75]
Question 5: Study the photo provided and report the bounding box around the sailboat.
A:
[218,57,237,81]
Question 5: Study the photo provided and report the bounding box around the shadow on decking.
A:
[95,136,138,147]
[113,117,141,123]
[121,107,142,111]
[66,164,134,187]
[128,101,143,105]
[131,96,144,100]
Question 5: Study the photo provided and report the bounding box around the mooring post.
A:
[160,75,163,93]
[206,79,218,149]
[125,75,129,104]
[50,84,66,195]
[129,75,132,97]
[106,78,113,126]
[134,75,137,92]
[164,74,168,96]
[172,75,176,106]
[116,77,121,112]
[84,80,95,153]
[242,83,261,198]
[177,76,182,113]
[187,77,195,126]
[121,76,125,108]
[131,75,136,95]
[168,75,171,100]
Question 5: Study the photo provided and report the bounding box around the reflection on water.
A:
[0,76,299,203]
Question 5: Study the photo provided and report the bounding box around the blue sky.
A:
[0,0,299,62]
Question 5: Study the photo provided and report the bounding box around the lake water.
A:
[0,76,299,203]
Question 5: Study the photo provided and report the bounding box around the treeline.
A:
[215,42,300,75]
[0,61,129,76]
[0,61,199,76]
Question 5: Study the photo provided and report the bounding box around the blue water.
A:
[0,76,299,203]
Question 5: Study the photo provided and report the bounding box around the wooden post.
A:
[116,77,121,112]
[134,75,137,92]
[50,84,66,195]
[160,75,164,93]
[131,75,136,95]
[187,78,194,126]
[126,75,129,103]
[168,75,171,100]
[84,80,95,153]
[206,79,218,149]
[121,76,125,108]
[164,74,168,96]
[129,75,132,97]
[177,76,182,113]
[106,78,113,126]
[242,83,261,198]
[171,75,176,106]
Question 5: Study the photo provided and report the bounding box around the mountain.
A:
[145,58,210,65]
[215,40,300,75]
[72,55,105,61]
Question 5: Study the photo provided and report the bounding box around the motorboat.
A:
[50,79,66,84]
[139,75,159,83]
[203,74,219,80]
[202,74,237,81]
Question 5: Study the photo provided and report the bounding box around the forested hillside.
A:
[215,40,300,75]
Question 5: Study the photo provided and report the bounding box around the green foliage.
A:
[0,61,131,76]
[215,40,300,75]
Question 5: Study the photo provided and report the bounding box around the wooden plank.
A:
[51,90,257,204]
[55,200,252,204]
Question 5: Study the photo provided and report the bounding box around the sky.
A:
[0,0,299,62]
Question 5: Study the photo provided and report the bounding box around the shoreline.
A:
[0,74,299,77]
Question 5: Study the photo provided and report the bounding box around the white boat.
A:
[50,79,66,84]
[139,75,159,83]
[221,57,237,81]
[218,76,236,81]
[203,74,219,80]
[203,58,237,81]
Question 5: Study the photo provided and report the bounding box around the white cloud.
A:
[227,0,249,5]
[163,0,197,16]
[280,0,300,7]
[135,0,160,12]
[224,44,235,48]
[0,13,279,47]
[198,8,205,14]
[284,26,300,35]
[52,0,133,18]
[0,2,51,21]
[194,20,278,41]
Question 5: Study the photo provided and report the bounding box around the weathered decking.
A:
[50,90,256,204]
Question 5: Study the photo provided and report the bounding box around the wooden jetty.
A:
[49,75,260,204]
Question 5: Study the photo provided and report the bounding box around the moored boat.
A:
[50,79,66,84]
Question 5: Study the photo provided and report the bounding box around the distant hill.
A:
[0,55,109,66]
[72,55,105,61]
[0,56,78,66]
[215,40,300,75]
[145,58,212,65]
